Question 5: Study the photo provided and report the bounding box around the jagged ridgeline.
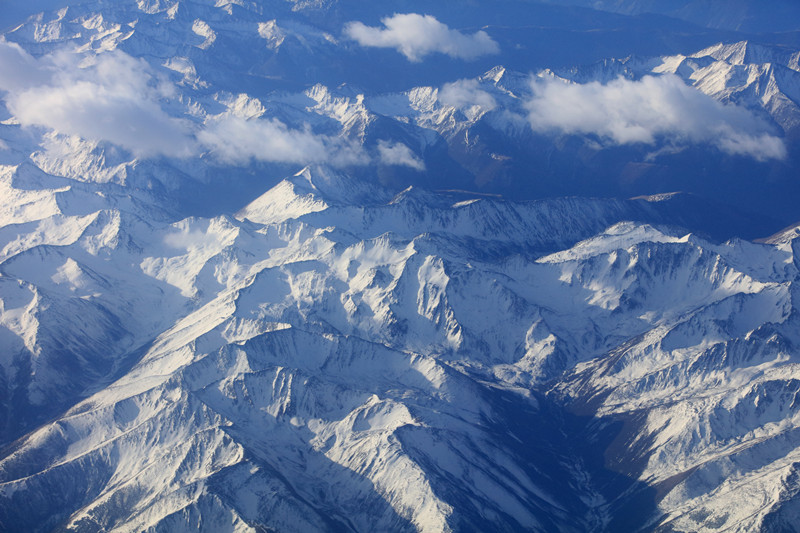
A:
[0,1,799,532]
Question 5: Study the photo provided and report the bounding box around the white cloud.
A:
[525,74,786,161]
[0,40,49,91]
[198,115,368,167]
[0,42,372,167]
[344,13,499,62]
[376,140,424,170]
[0,41,195,158]
[439,79,497,111]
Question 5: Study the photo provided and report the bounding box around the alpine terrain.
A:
[0,1,799,532]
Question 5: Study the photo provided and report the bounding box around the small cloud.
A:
[198,115,368,167]
[377,140,425,170]
[439,79,497,111]
[163,228,209,251]
[715,129,787,161]
[525,74,786,161]
[344,13,499,62]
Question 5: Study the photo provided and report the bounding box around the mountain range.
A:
[0,1,799,531]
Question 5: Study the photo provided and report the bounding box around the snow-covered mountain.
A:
[2,0,798,222]
[544,40,800,135]
[3,163,799,532]
[1,1,799,532]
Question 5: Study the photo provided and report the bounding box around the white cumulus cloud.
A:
[439,79,497,111]
[0,40,195,158]
[376,140,425,170]
[344,13,499,62]
[525,74,786,161]
[198,115,368,167]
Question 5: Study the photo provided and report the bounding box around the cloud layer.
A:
[344,13,499,62]
[0,41,401,168]
[526,74,786,161]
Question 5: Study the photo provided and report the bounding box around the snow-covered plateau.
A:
[1,1,800,532]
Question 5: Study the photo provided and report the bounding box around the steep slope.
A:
[0,160,685,447]
[1,167,799,532]
[0,167,629,532]
[551,230,800,532]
